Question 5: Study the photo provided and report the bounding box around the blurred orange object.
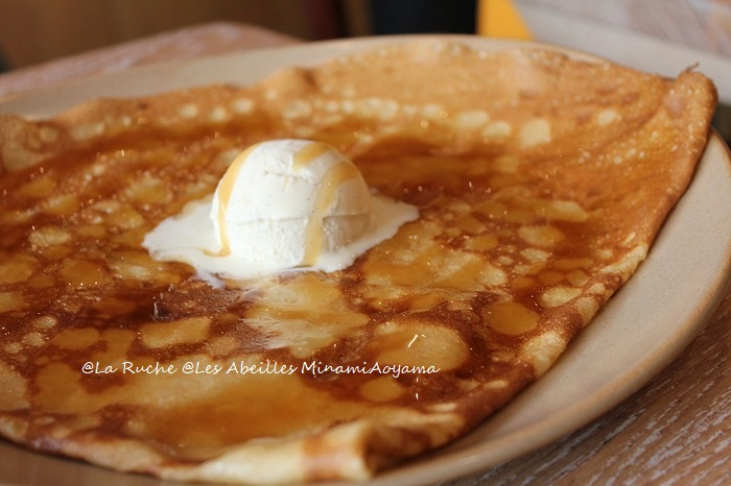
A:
[477,0,532,39]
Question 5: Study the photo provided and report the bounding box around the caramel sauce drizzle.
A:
[295,141,358,266]
[301,162,360,266]
[210,143,260,257]
[292,141,333,170]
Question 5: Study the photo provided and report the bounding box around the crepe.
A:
[0,41,716,484]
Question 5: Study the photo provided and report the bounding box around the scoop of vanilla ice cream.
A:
[143,139,418,283]
[210,139,373,267]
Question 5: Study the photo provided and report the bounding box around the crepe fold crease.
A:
[0,40,717,484]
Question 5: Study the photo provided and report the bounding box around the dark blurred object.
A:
[305,0,346,38]
[0,50,9,73]
[713,103,731,145]
[370,0,477,34]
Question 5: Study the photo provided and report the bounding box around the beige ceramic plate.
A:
[1,36,730,486]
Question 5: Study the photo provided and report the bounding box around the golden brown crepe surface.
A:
[0,41,717,483]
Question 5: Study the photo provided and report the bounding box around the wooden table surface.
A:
[0,21,729,486]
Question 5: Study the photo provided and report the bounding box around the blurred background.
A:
[0,0,475,70]
[1,0,728,69]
